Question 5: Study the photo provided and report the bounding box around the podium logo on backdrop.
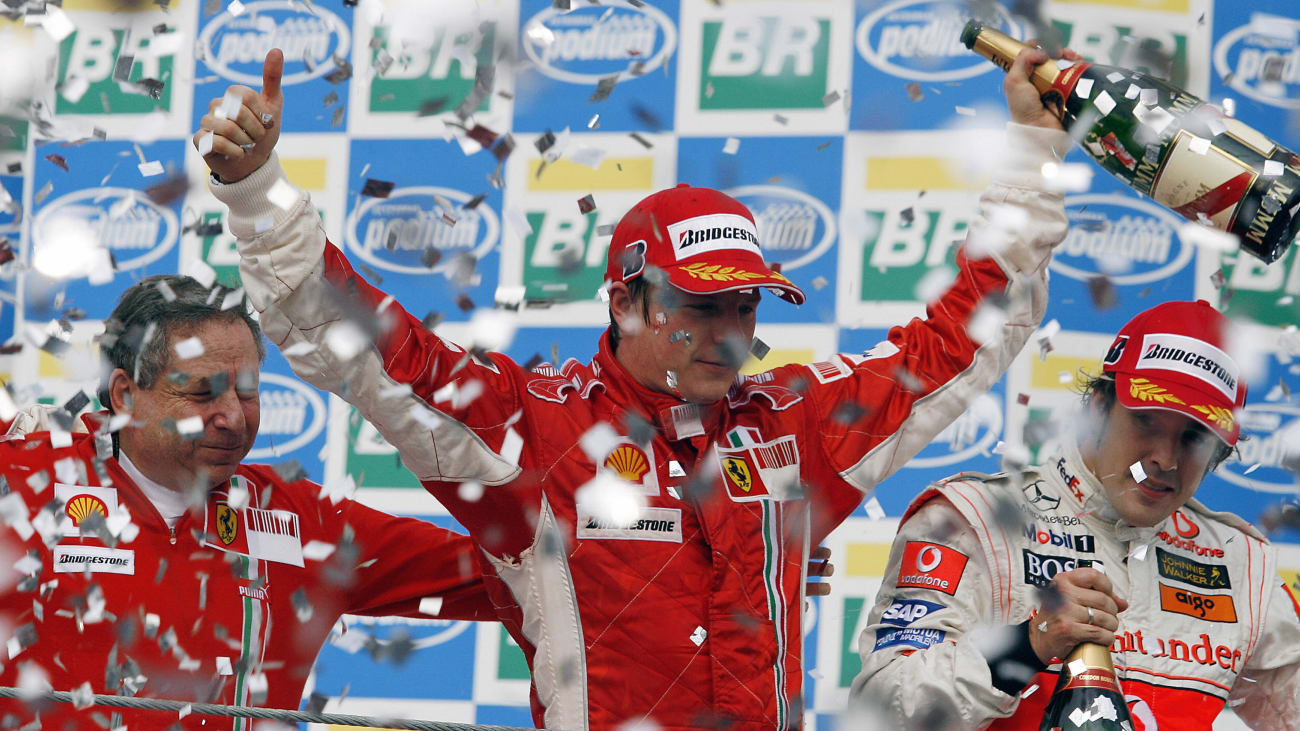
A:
[345,187,500,275]
[198,0,350,86]
[1054,194,1193,286]
[856,0,1020,82]
[57,27,178,114]
[905,392,1002,468]
[699,13,831,110]
[1213,17,1300,109]
[522,4,677,84]
[248,373,326,461]
[32,189,179,272]
[1217,404,1300,493]
[726,186,836,271]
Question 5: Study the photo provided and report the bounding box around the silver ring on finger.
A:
[1086,606,1095,625]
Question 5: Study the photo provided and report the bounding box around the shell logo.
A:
[66,494,108,527]
[603,445,650,483]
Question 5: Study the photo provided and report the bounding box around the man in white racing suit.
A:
[852,299,1300,729]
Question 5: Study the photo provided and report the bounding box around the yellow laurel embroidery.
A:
[681,263,764,282]
[1190,404,1235,432]
[1128,378,1186,405]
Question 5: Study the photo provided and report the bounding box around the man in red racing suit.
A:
[196,47,1074,729]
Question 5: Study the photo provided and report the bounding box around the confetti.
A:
[1178,222,1238,252]
[174,417,204,440]
[418,597,444,616]
[1074,78,1094,99]
[954,106,976,116]
[1129,461,1148,483]
[1069,707,1089,726]
[137,161,165,177]
[589,75,618,103]
[174,336,204,360]
[587,113,600,130]
[821,90,841,107]
[749,337,770,361]
[1187,135,1211,155]
[905,82,923,102]
[361,179,395,198]
[722,137,741,155]
[690,626,707,646]
[1264,159,1285,177]
[863,497,886,520]
[577,194,596,214]
[267,178,298,211]
[1067,658,1088,676]
[1087,275,1117,309]
[1093,91,1116,116]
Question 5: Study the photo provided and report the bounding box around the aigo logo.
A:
[1212,18,1300,109]
[1054,194,1194,286]
[32,188,179,272]
[1216,402,1300,494]
[198,1,350,86]
[906,392,1001,468]
[856,0,1021,82]
[725,185,836,272]
[522,4,677,84]
[344,187,500,276]
[247,373,326,461]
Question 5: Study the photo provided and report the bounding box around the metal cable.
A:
[0,687,541,730]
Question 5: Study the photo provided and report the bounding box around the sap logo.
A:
[1217,403,1300,494]
[906,392,1001,468]
[1054,194,1193,286]
[856,0,1021,82]
[247,373,327,461]
[198,1,351,86]
[344,187,500,276]
[726,186,836,272]
[880,598,945,627]
[1213,17,1300,109]
[522,4,677,84]
[32,188,179,272]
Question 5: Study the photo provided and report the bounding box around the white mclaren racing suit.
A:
[852,436,1300,730]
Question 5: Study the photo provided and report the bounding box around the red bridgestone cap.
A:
[604,183,806,305]
[1101,300,1246,445]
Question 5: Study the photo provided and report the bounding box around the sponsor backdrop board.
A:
[1,0,1296,727]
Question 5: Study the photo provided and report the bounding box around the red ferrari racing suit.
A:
[853,435,1300,729]
[212,123,1070,730]
[0,416,490,729]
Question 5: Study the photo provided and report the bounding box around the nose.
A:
[209,387,246,434]
[1147,429,1180,475]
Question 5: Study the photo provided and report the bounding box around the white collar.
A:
[117,450,192,528]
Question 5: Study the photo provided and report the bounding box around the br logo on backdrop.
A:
[366,22,500,115]
[521,3,676,84]
[725,186,836,273]
[198,0,350,86]
[344,187,500,276]
[57,24,180,115]
[856,0,1021,82]
[1054,194,1194,286]
[1213,15,1300,109]
[699,13,830,110]
[32,188,179,274]
[247,373,326,462]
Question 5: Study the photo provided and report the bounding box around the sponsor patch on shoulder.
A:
[1158,583,1237,623]
[880,598,945,627]
[897,541,967,595]
[577,507,682,543]
[873,627,947,652]
[53,545,135,575]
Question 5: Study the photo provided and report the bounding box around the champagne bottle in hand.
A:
[963,21,1299,265]
[1039,642,1134,731]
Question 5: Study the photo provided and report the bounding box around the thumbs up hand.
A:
[193,48,285,183]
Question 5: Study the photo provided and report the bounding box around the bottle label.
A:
[1050,61,1091,103]
[1150,129,1257,231]
[1060,665,1123,694]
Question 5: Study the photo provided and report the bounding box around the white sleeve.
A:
[851,498,1035,728]
[1228,580,1300,730]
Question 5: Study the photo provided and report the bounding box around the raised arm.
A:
[196,50,537,555]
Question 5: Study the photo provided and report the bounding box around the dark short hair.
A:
[608,276,654,353]
[98,274,265,411]
[1079,373,1235,473]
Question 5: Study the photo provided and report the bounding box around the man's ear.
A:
[108,368,135,414]
[608,282,634,322]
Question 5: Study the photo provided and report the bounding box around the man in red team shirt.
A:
[196,46,1073,730]
[0,275,492,729]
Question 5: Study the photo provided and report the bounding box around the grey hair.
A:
[97,274,265,412]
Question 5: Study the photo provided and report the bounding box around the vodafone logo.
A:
[916,545,942,572]
[897,541,968,596]
[1173,510,1199,539]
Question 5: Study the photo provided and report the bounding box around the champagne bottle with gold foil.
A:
[1038,643,1133,731]
[962,21,1299,265]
